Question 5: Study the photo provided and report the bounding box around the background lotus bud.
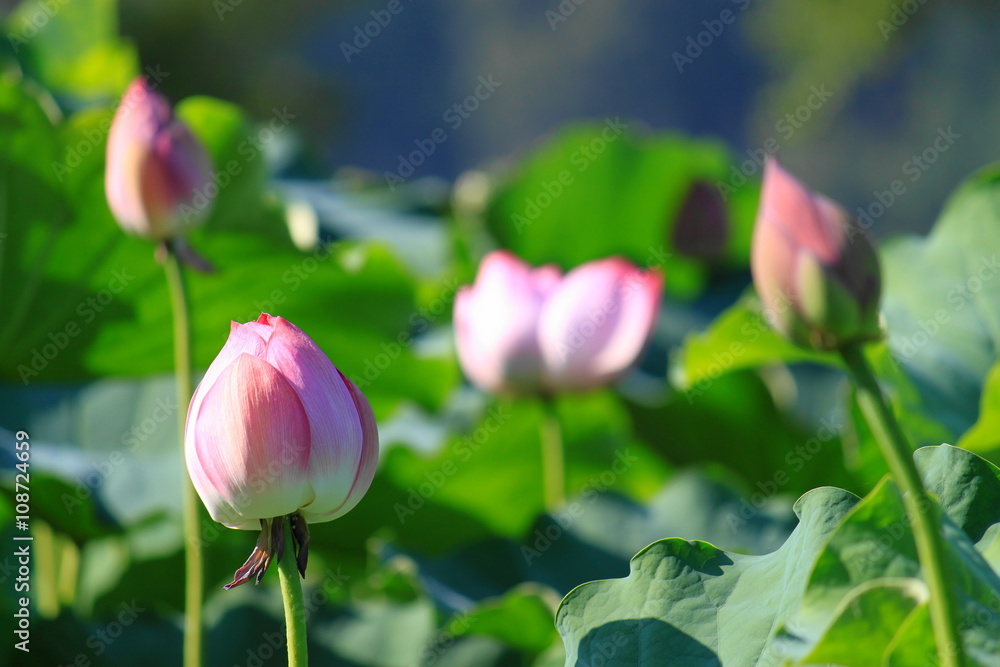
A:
[454,251,662,394]
[185,314,378,586]
[751,158,881,351]
[672,180,729,260]
[105,76,214,241]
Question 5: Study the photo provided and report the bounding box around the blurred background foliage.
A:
[1,0,999,665]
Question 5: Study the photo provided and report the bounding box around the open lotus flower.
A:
[185,314,378,588]
[454,252,662,394]
[751,158,881,351]
[105,76,213,242]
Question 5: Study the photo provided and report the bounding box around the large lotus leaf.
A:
[777,445,1000,664]
[958,359,1000,467]
[876,165,1000,443]
[557,445,1000,666]
[556,486,858,666]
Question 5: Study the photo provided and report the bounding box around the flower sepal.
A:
[224,513,311,589]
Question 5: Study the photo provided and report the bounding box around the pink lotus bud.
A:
[751,159,881,351]
[672,180,729,260]
[185,314,378,586]
[105,77,213,240]
[454,251,662,394]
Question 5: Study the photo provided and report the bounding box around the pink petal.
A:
[531,264,563,296]
[259,316,365,518]
[243,312,279,342]
[185,321,268,447]
[453,251,551,393]
[300,371,379,523]
[759,158,843,265]
[187,354,313,528]
[750,199,802,317]
[539,258,662,390]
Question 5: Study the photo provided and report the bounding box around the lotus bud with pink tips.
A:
[751,158,882,351]
[105,76,214,242]
[184,313,378,588]
[453,251,663,394]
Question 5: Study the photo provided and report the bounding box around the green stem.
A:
[278,519,308,667]
[164,247,204,667]
[840,343,964,667]
[540,398,565,511]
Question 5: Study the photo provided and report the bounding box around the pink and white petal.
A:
[454,251,549,393]
[539,259,662,390]
[105,138,151,235]
[243,312,278,342]
[262,316,364,499]
[584,268,662,383]
[189,354,313,527]
[185,321,268,440]
[751,200,805,331]
[531,264,563,296]
[760,159,843,264]
[454,287,505,392]
[301,372,379,523]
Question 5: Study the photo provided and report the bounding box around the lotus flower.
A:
[105,76,213,241]
[185,313,378,587]
[454,252,662,394]
[751,158,881,351]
